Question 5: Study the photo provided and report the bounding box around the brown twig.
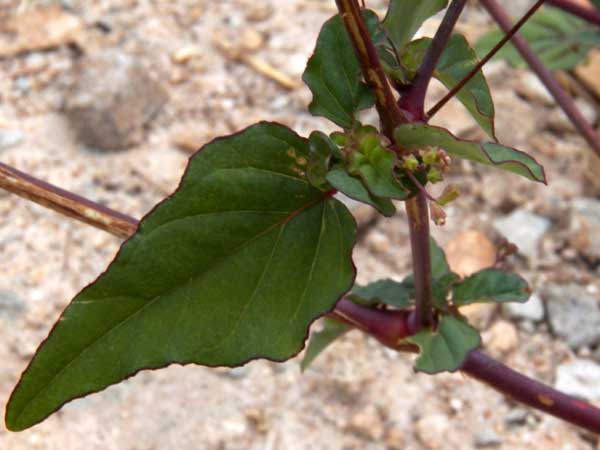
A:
[334,0,408,136]
[0,162,137,239]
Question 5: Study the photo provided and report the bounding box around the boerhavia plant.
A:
[3,0,600,436]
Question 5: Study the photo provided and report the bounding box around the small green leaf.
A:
[402,35,496,139]
[452,268,531,306]
[394,123,546,184]
[352,279,414,308]
[351,143,410,200]
[301,318,351,372]
[303,12,377,128]
[476,7,600,71]
[408,315,481,374]
[383,0,449,51]
[430,237,452,280]
[326,169,396,217]
[6,122,357,431]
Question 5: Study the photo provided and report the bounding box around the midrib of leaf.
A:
[14,190,333,425]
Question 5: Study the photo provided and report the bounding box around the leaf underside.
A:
[6,122,357,431]
[394,123,546,184]
[352,279,414,308]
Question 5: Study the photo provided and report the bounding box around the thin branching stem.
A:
[427,0,545,120]
[0,162,137,238]
[398,0,468,120]
[481,0,600,158]
[546,0,600,26]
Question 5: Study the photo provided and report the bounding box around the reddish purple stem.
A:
[546,0,600,26]
[481,0,600,158]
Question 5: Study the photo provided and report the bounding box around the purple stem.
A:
[546,0,600,26]
[462,351,600,432]
[398,0,468,120]
[427,0,545,120]
[481,0,600,158]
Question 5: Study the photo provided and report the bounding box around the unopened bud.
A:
[436,185,460,206]
[403,154,419,172]
[427,167,443,183]
[422,148,439,165]
[430,203,447,226]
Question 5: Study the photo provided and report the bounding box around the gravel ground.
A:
[1,1,600,449]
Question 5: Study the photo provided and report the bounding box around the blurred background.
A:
[1,0,600,448]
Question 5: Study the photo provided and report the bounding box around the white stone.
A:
[493,209,551,259]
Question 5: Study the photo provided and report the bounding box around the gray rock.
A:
[0,289,25,320]
[493,209,551,259]
[570,198,600,261]
[544,283,600,349]
[504,408,528,426]
[65,49,167,151]
[0,128,24,150]
[474,428,502,448]
[555,359,600,402]
[503,292,544,322]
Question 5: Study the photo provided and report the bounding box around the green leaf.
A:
[301,318,351,372]
[408,315,481,374]
[452,268,530,306]
[476,7,600,71]
[352,279,414,308]
[429,238,459,308]
[351,141,410,200]
[326,169,396,217]
[383,0,448,51]
[303,12,377,128]
[394,123,546,184]
[430,237,451,280]
[402,239,458,309]
[402,35,496,139]
[6,122,357,432]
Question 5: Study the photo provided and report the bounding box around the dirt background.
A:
[2,0,600,449]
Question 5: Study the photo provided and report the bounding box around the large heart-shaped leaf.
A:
[452,268,530,306]
[6,122,357,431]
[402,35,496,139]
[383,0,448,51]
[303,12,378,128]
[394,123,546,183]
[408,315,480,374]
[476,7,600,71]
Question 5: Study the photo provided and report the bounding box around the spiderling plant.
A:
[2,0,600,437]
